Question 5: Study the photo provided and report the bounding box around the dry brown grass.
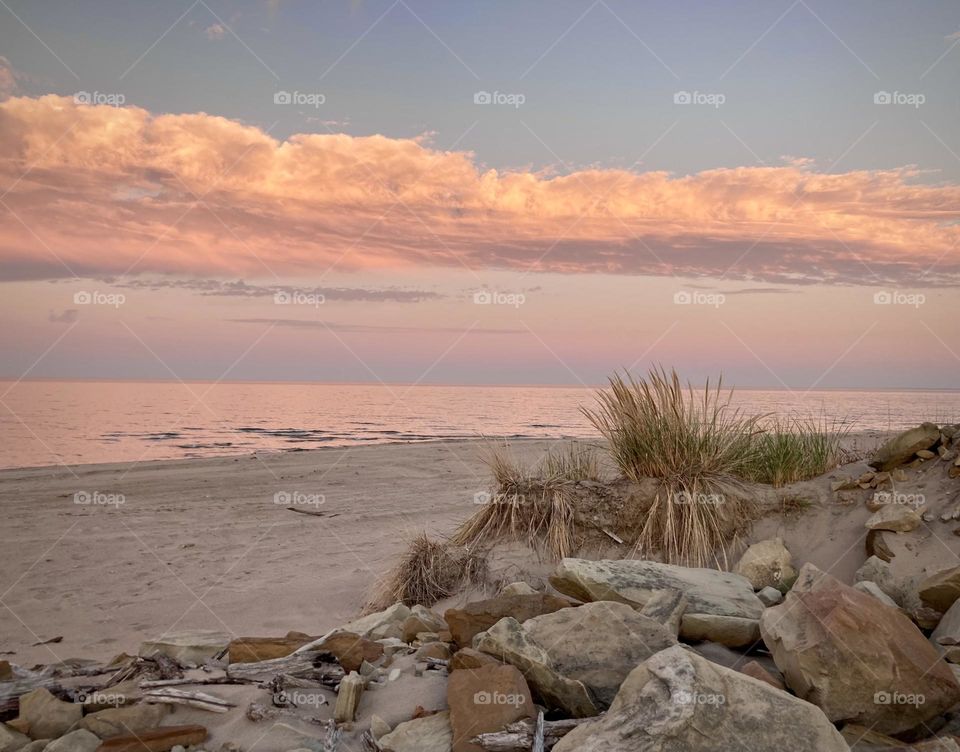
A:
[366,533,488,610]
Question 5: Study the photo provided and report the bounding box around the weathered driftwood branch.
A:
[142,688,235,713]
[360,731,383,751]
[140,677,253,688]
[471,717,589,751]
[227,652,321,681]
[246,702,327,725]
[0,669,62,715]
[96,724,207,752]
[532,710,545,752]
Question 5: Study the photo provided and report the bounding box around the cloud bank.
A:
[1,95,959,285]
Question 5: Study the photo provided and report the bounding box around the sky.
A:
[1,0,959,388]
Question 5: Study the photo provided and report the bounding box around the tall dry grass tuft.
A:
[366,533,488,610]
[451,442,602,560]
[582,367,761,566]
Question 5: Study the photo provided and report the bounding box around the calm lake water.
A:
[1,380,958,469]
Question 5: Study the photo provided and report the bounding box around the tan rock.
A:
[75,703,170,739]
[415,642,451,662]
[340,603,411,639]
[680,613,761,649]
[0,723,30,752]
[735,538,797,591]
[499,582,538,596]
[44,730,99,752]
[315,631,384,672]
[444,593,573,648]
[553,645,848,752]
[869,422,941,471]
[760,563,960,734]
[921,565,960,613]
[865,504,921,533]
[138,631,228,665]
[18,689,82,741]
[447,664,534,752]
[740,660,784,691]
[449,648,499,672]
[377,711,451,752]
[402,605,447,643]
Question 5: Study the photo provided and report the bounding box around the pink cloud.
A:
[1,95,958,285]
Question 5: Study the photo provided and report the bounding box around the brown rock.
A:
[94,725,207,752]
[0,661,12,681]
[449,648,500,671]
[866,529,896,562]
[415,642,451,662]
[869,422,941,471]
[447,664,534,752]
[227,636,310,664]
[444,594,573,648]
[760,563,960,734]
[18,688,82,740]
[865,504,921,533]
[76,704,170,739]
[921,566,960,613]
[740,660,785,691]
[315,631,383,672]
[401,606,447,643]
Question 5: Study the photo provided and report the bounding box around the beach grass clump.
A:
[451,442,603,560]
[582,367,761,566]
[745,417,846,487]
[367,533,487,610]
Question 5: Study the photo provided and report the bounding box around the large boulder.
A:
[378,711,452,752]
[447,664,534,752]
[44,730,99,752]
[74,703,170,738]
[553,645,849,752]
[341,603,411,640]
[0,724,30,752]
[444,593,573,648]
[138,630,229,665]
[865,504,921,533]
[760,563,960,734]
[550,558,764,644]
[921,566,960,613]
[869,423,940,471]
[314,631,383,672]
[735,538,796,591]
[477,601,676,708]
[17,688,82,740]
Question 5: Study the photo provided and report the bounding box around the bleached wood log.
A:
[532,710,545,752]
[142,687,235,713]
[471,717,589,751]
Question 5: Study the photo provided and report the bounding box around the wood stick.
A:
[142,688,235,713]
[95,724,207,752]
[471,717,589,751]
[532,710,545,752]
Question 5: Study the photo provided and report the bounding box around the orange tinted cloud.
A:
[1,94,958,284]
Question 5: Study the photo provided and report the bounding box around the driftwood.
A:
[142,688,235,713]
[226,652,319,681]
[140,677,252,688]
[245,702,327,725]
[532,710,545,752]
[0,668,62,716]
[286,506,340,519]
[324,719,342,751]
[471,717,589,751]
[360,731,383,751]
[95,724,207,752]
[333,671,363,723]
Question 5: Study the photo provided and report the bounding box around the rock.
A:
[553,645,849,752]
[369,714,391,740]
[340,603,411,639]
[18,741,50,752]
[921,566,960,613]
[735,538,797,591]
[138,631,229,665]
[854,580,900,609]
[869,423,941,471]
[401,606,447,643]
[444,593,573,648]
[917,449,937,459]
[550,558,764,640]
[75,703,170,738]
[227,636,310,664]
[18,689,83,741]
[473,618,596,717]
[377,711,452,752]
[415,642,451,662]
[838,724,903,749]
[44,731,99,752]
[639,589,687,637]
[449,648,499,672]
[740,660,784,691]
[865,504,921,533]
[932,599,960,654]
[679,613,761,649]
[476,601,675,713]
[94,725,207,752]
[314,631,383,672]
[499,582,537,596]
[0,724,30,752]
[760,563,960,734]
[0,661,12,681]
[757,586,783,606]
[447,664,534,752]
[855,556,929,620]
[866,529,896,562]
